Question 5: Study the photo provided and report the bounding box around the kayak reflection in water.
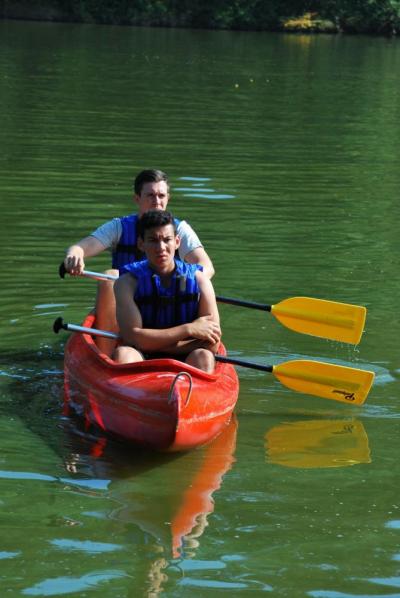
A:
[62,416,238,594]
[113,210,221,373]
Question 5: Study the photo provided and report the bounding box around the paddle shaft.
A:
[54,318,119,339]
[59,263,117,282]
[59,264,272,311]
[53,317,273,372]
[58,264,367,344]
[215,354,272,372]
[216,296,271,311]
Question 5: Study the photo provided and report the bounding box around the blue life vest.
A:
[121,259,201,329]
[112,214,181,272]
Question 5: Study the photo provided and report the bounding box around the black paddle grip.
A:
[53,317,66,334]
[59,262,67,278]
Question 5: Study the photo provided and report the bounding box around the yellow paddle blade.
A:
[265,419,370,468]
[271,297,366,344]
[273,360,374,405]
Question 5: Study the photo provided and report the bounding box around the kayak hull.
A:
[63,314,239,451]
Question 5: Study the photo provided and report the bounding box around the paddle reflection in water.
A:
[265,419,370,468]
[62,415,237,593]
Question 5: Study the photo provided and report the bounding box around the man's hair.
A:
[137,210,176,239]
[134,169,169,195]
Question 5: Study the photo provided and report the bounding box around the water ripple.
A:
[309,592,398,598]
[0,551,21,560]
[0,470,110,491]
[178,577,248,589]
[366,577,400,589]
[178,559,226,571]
[22,570,127,596]
[49,539,123,554]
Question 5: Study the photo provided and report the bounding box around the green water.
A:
[1,19,400,597]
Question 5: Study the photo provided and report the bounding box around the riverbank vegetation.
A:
[1,0,400,35]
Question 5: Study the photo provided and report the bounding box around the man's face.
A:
[138,224,180,272]
[135,181,169,215]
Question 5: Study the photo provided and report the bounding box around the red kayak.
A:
[63,313,239,452]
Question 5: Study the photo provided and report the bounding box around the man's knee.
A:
[113,345,143,365]
[186,348,215,373]
[98,269,119,292]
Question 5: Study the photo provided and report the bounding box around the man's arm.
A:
[63,218,121,275]
[64,236,107,275]
[177,221,215,278]
[184,247,215,279]
[148,271,220,355]
[194,270,220,353]
[114,273,221,353]
[196,270,219,323]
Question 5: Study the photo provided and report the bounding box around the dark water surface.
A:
[1,19,399,596]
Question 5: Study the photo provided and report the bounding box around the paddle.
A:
[53,317,374,405]
[58,264,367,345]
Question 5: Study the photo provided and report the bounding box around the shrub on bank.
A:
[1,0,400,35]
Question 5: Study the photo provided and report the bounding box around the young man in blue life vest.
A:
[63,169,214,352]
[113,210,221,373]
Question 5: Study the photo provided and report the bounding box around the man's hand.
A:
[63,237,106,276]
[64,246,85,275]
[188,315,221,344]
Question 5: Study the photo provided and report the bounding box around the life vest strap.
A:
[136,293,199,307]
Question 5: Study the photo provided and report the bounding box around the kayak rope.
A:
[168,372,193,407]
